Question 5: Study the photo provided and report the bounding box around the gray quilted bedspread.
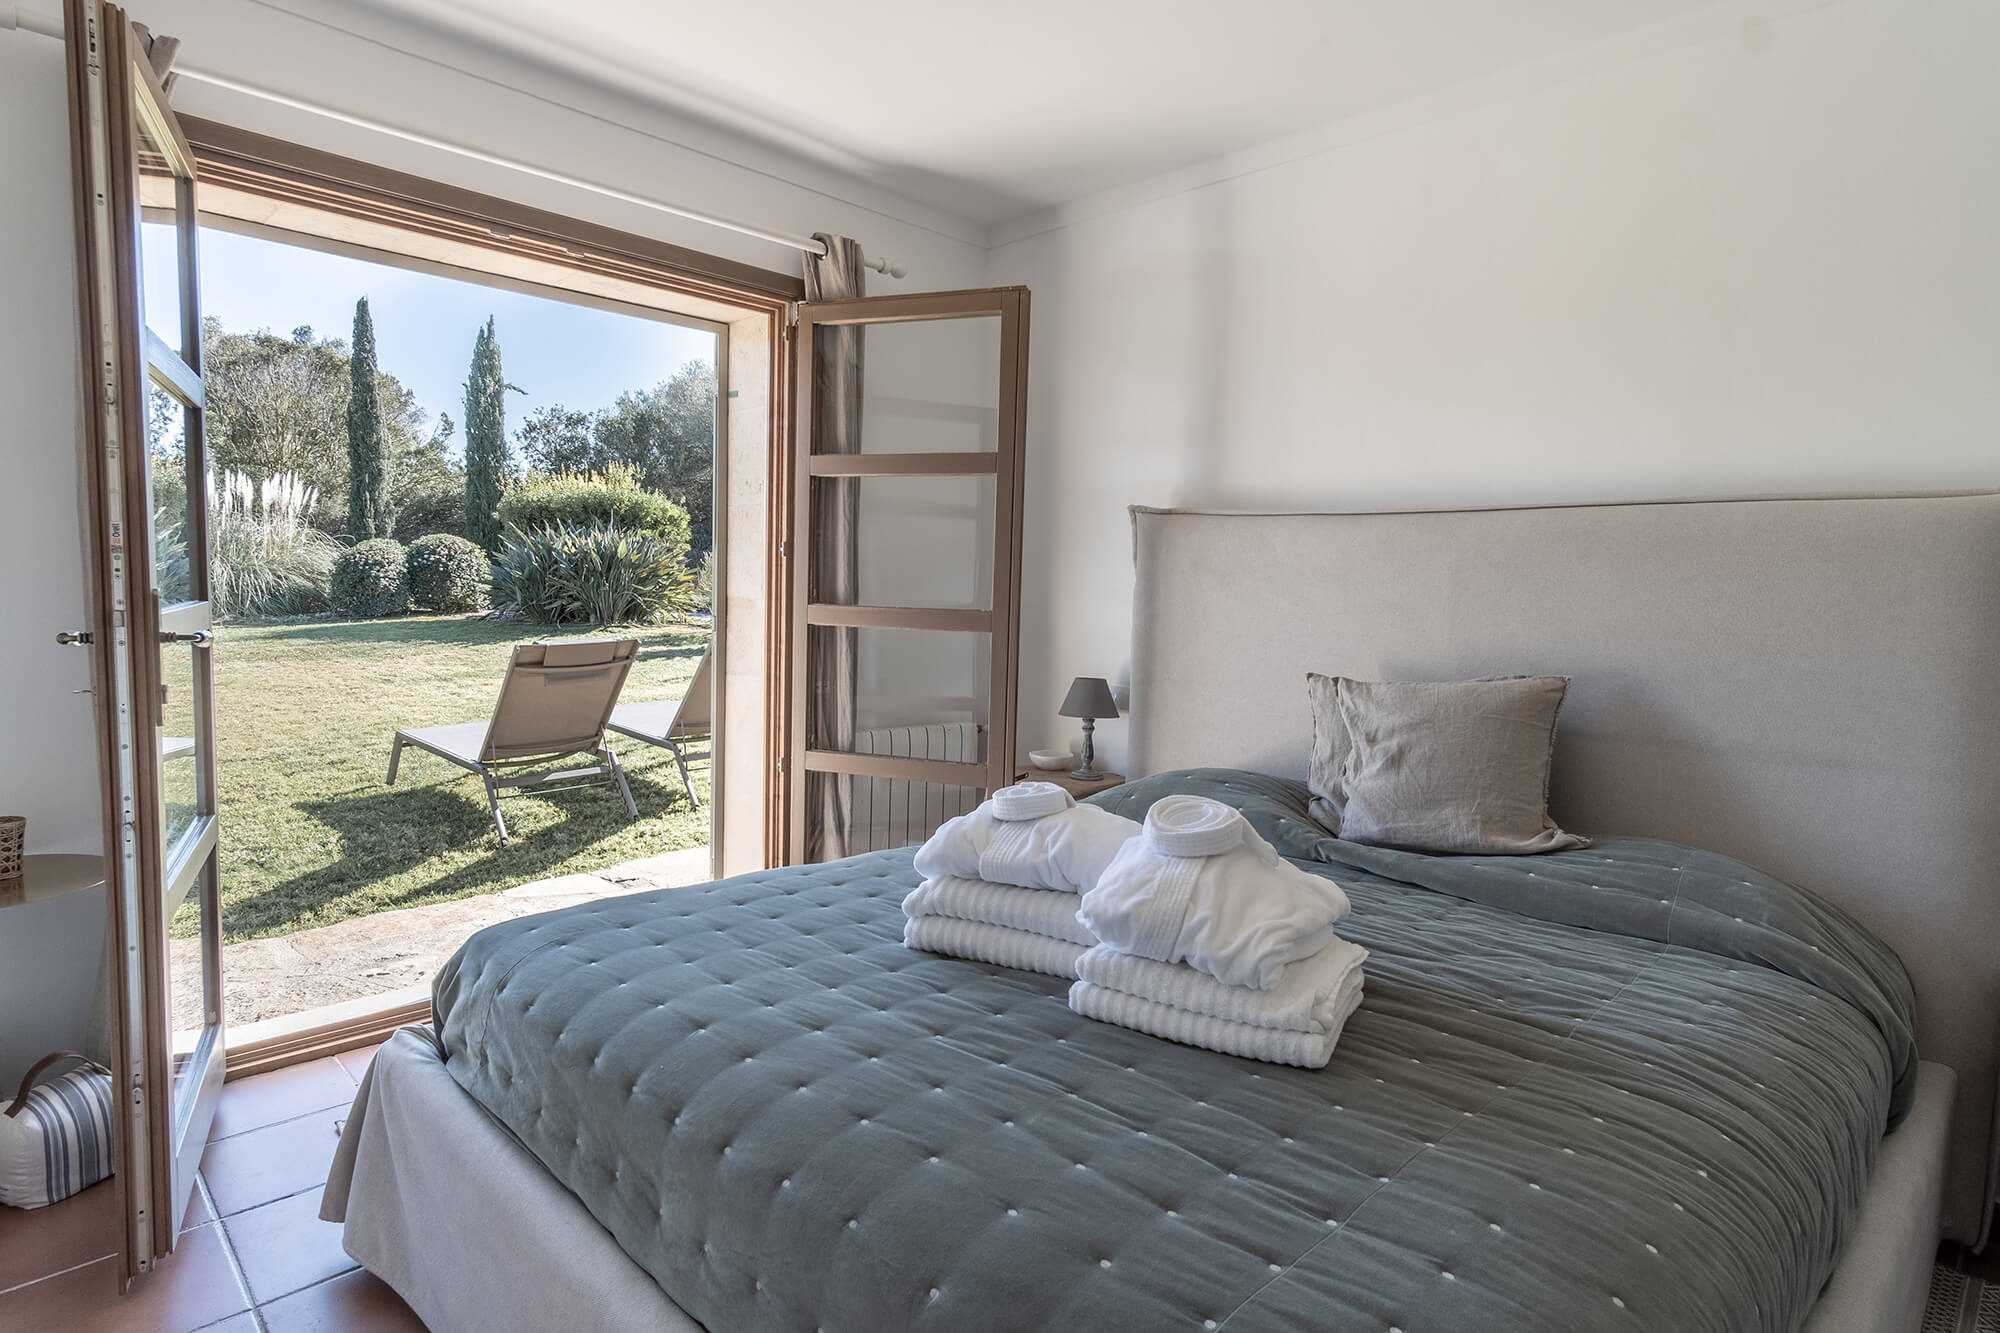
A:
[432,770,1915,1333]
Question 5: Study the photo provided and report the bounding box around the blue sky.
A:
[147,225,715,458]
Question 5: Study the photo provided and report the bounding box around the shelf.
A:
[0,854,107,911]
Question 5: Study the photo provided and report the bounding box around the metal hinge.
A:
[776,755,786,774]
[778,539,789,558]
[786,302,800,327]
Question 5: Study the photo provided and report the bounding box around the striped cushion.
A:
[0,1063,114,1208]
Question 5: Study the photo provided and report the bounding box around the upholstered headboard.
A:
[1128,495,2000,1243]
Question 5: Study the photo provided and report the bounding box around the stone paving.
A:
[187,846,714,1027]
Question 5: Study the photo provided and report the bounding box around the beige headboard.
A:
[1128,495,2000,1243]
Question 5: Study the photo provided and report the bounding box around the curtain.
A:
[803,234,865,860]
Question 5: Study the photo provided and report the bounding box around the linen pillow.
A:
[1306,673,1588,855]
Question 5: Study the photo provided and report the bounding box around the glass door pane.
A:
[813,315,1004,454]
[811,473,998,610]
[135,94,191,361]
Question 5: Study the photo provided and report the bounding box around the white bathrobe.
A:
[1076,795,1351,990]
[912,782,1140,894]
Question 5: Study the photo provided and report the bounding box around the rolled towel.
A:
[913,785,1141,893]
[903,876,1097,947]
[1141,794,1247,857]
[903,915,1086,979]
[1068,981,1361,1068]
[1074,936,1366,1035]
[989,781,1074,821]
[1078,797,1350,990]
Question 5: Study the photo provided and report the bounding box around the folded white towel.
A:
[913,786,1141,894]
[903,915,1086,979]
[1077,797,1351,990]
[902,876,1098,946]
[1068,981,1362,1068]
[1074,936,1367,1034]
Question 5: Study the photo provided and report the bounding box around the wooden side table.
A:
[1014,768,1126,799]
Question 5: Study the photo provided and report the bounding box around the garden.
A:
[157,297,720,945]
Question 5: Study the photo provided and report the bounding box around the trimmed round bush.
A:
[405,534,489,613]
[330,538,410,618]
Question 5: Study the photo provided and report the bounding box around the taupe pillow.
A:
[1306,674,1588,855]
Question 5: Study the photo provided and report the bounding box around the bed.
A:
[325,493,2000,1332]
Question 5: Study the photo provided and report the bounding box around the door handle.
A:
[56,630,94,646]
[161,630,213,647]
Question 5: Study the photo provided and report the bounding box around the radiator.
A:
[847,721,984,853]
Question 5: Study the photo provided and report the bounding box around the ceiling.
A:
[355,0,1716,227]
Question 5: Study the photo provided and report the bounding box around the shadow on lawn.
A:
[233,618,712,655]
[227,762,697,938]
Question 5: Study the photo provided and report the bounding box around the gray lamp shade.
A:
[1058,676,1119,720]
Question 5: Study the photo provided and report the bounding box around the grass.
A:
[185,614,709,944]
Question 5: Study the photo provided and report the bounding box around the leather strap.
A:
[5,1051,97,1119]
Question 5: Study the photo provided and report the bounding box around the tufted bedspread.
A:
[432,770,1916,1333]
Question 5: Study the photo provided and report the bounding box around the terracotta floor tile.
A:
[0,1254,121,1327]
[0,1178,120,1293]
[198,1314,261,1332]
[0,1222,250,1333]
[198,1108,344,1217]
[332,1043,383,1084]
[181,1180,214,1234]
[259,1268,428,1332]
[222,1184,356,1305]
[209,1059,357,1142]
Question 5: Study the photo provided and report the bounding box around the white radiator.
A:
[848,721,984,853]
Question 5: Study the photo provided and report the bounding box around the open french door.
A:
[783,288,1029,863]
[66,0,224,1275]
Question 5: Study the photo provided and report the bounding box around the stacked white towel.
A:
[902,783,1141,979]
[1069,795,1367,1067]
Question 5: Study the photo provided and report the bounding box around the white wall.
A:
[0,26,113,1086]
[989,0,2000,773]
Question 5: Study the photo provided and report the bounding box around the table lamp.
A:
[1058,677,1119,782]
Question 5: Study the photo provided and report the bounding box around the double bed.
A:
[325,493,2000,1331]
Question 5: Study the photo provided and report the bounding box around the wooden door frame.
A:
[67,0,217,1274]
[117,118,806,1067]
[781,287,1030,864]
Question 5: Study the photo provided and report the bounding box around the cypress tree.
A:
[463,317,507,552]
[344,297,392,539]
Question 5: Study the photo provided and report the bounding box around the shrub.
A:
[204,471,341,618]
[330,538,409,617]
[405,534,489,613]
[490,522,692,626]
[391,476,466,543]
[691,549,715,614]
[498,464,691,562]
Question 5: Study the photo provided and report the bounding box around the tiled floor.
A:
[0,1045,427,1331]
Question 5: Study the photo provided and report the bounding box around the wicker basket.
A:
[0,816,24,881]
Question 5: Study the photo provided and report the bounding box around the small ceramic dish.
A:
[1027,748,1074,771]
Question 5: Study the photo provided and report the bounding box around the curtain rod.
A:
[4,3,909,279]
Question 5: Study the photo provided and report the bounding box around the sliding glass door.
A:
[785,289,1029,863]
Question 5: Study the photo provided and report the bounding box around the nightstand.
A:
[1014,768,1126,799]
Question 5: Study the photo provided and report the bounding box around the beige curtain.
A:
[803,234,865,860]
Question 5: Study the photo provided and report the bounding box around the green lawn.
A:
[201,615,710,944]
